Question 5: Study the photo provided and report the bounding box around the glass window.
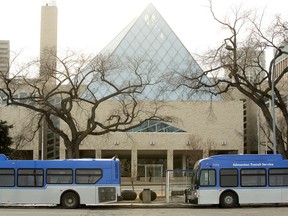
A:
[19,92,27,103]
[220,169,238,187]
[46,169,73,184]
[269,168,288,186]
[0,92,7,105]
[0,169,14,187]
[241,169,266,187]
[200,169,216,186]
[18,169,44,187]
[76,169,102,184]
[127,119,186,133]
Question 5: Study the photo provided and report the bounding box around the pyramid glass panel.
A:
[128,120,186,133]
[82,4,221,101]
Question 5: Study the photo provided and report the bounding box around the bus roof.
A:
[0,154,10,160]
[0,154,119,162]
[207,154,284,161]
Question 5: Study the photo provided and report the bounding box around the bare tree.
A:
[0,50,169,158]
[186,134,217,167]
[171,1,288,157]
[11,112,41,159]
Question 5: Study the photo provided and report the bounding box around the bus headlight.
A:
[187,190,197,199]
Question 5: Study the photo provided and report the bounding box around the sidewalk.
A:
[0,197,192,209]
[101,196,192,208]
[118,181,190,208]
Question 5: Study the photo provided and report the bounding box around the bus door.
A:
[198,169,218,204]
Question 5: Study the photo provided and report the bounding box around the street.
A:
[1,205,288,216]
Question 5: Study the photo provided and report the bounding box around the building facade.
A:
[0,40,9,76]
[0,4,245,180]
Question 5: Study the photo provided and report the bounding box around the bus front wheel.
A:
[61,191,79,209]
[220,191,237,208]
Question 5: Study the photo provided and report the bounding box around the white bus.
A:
[187,154,288,207]
[0,154,121,208]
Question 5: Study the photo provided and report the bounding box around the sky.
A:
[1,0,287,61]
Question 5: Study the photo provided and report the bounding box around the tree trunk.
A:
[260,104,287,158]
[276,128,287,159]
[130,176,135,191]
[65,141,80,159]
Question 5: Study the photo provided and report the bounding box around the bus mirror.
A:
[112,155,118,160]
[195,179,200,187]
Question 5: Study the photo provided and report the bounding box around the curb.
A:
[87,202,192,208]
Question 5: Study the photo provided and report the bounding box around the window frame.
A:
[46,168,73,184]
[240,168,266,187]
[220,168,238,187]
[17,168,44,187]
[75,168,102,184]
[268,168,288,187]
[199,169,216,187]
[0,168,15,187]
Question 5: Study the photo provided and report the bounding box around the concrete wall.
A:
[0,99,243,171]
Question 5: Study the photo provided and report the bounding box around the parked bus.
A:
[187,154,288,208]
[0,154,121,208]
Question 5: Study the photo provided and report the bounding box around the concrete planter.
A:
[121,190,137,200]
[139,189,157,201]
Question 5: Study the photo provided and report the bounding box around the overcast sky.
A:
[1,0,287,61]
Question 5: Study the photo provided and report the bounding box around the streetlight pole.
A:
[271,47,283,154]
[257,108,261,154]
[271,58,277,154]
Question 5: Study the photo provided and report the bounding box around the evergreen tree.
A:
[0,120,13,155]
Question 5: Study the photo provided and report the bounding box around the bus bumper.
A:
[186,189,198,204]
[189,198,198,204]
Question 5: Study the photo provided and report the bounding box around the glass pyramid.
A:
[82,3,221,101]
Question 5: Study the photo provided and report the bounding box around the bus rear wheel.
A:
[220,192,237,208]
[61,191,79,209]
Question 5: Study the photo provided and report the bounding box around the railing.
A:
[165,170,193,203]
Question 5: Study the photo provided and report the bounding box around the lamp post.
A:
[271,46,283,154]
[271,57,277,154]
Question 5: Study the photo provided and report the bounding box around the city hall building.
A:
[0,4,246,180]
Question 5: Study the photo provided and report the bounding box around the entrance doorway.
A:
[138,164,163,182]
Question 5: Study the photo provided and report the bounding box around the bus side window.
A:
[269,168,288,186]
[200,169,216,186]
[17,169,44,187]
[46,169,73,184]
[76,169,102,184]
[0,169,14,187]
[241,169,266,187]
[220,169,238,187]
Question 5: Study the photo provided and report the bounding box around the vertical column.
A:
[38,123,47,160]
[131,149,138,179]
[167,149,173,171]
[40,4,57,80]
[33,145,39,160]
[203,148,209,158]
[95,150,101,159]
[59,141,66,159]
[238,145,244,154]
[39,3,58,159]
[182,154,187,170]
